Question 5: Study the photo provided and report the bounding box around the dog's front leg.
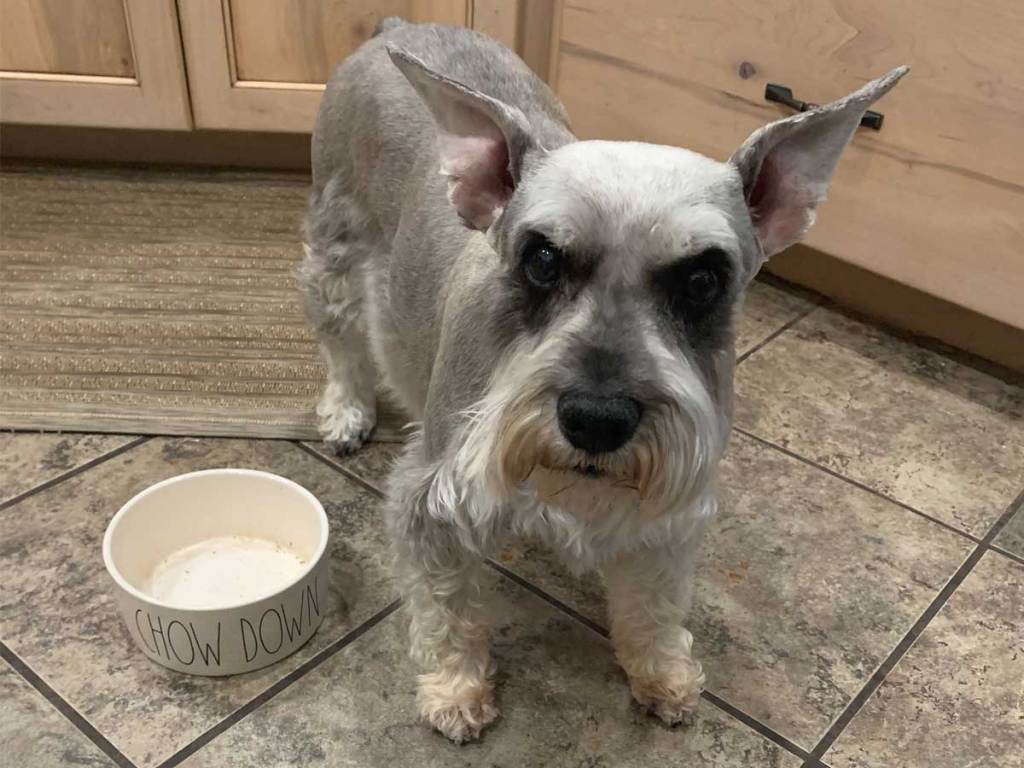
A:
[388,477,498,742]
[602,540,706,725]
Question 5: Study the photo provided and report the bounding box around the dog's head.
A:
[391,49,906,517]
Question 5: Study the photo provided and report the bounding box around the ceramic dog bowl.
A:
[103,469,329,676]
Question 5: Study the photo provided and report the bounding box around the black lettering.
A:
[258,607,284,655]
[240,617,258,662]
[305,575,321,624]
[135,610,156,651]
[166,620,195,665]
[146,613,168,658]
[189,622,222,667]
[280,597,304,644]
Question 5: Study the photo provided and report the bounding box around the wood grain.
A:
[229,0,420,84]
[0,0,134,78]
[543,0,1024,329]
[0,164,406,441]
[471,0,561,81]
[0,0,190,129]
[180,0,468,131]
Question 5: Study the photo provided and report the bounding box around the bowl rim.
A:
[102,468,329,614]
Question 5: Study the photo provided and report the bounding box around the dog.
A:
[301,17,906,743]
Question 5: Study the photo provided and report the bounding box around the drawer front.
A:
[544,0,1024,328]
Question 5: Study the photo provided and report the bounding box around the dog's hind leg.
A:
[386,443,500,743]
[302,182,378,454]
[601,539,706,725]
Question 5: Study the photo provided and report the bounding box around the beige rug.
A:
[0,164,403,440]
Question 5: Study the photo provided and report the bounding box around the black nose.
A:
[556,392,643,454]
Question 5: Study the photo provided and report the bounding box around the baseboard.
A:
[1,123,312,171]
[768,246,1024,376]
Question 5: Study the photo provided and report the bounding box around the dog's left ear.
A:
[730,66,908,259]
[388,47,539,230]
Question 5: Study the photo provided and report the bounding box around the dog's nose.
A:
[556,392,643,454]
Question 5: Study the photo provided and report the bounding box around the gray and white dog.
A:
[302,17,905,742]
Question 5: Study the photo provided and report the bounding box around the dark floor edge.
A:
[990,543,1024,567]
[0,640,137,768]
[487,560,811,762]
[486,559,609,640]
[293,441,387,499]
[736,300,824,365]
[733,427,982,544]
[805,487,1024,761]
[0,435,150,513]
[154,599,401,768]
[702,690,810,760]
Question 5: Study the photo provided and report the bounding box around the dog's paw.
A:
[316,384,375,455]
[417,673,499,744]
[629,664,705,726]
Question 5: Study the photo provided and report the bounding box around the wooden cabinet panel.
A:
[538,0,1024,329]
[0,0,134,77]
[0,0,190,129]
[179,0,469,132]
[230,0,430,84]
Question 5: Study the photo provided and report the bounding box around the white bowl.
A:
[103,469,330,676]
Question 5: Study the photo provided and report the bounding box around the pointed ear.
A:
[388,47,539,230]
[730,66,908,258]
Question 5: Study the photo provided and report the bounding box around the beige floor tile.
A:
[736,280,817,357]
[495,432,973,749]
[0,658,117,768]
[827,552,1024,768]
[0,431,135,505]
[994,501,1024,560]
[303,441,399,495]
[0,437,394,768]
[735,307,1024,536]
[180,575,802,768]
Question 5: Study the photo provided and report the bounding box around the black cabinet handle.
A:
[765,83,885,130]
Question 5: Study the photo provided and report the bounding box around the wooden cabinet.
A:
[0,0,191,129]
[177,0,469,132]
[1,0,1021,341]
[512,0,1024,332]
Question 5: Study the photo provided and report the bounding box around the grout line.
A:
[806,486,1024,762]
[736,300,824,365]
[990,542,1024,567]
[154,599,401,768]
[0,436,151,513]
[292,441,386,499]
[487,560,811,762]
[486,560,610,640]
[0,640,137,768]
[702,689,810,760]
[733,427,983,545]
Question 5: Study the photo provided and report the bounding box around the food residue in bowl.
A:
[145,536,307,609]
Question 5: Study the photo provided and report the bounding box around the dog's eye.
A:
[683,268,720,307]
[653,248,731,321]
[524,243,563,289]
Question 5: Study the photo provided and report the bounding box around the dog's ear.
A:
[730,67,908,259]
[388,47,538,230]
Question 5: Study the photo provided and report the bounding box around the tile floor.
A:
[1,280,1022,768]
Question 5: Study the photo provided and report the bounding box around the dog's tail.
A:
[373,16,406,37]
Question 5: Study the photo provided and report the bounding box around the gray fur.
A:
[302,19,906,740]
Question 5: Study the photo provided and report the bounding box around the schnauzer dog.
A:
[302,17,905,742]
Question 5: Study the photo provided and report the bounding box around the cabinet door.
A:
[514,0,1024,331]
[178,0,470,133]
[0,0,191,129]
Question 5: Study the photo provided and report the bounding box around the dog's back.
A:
[304,20,571,427]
